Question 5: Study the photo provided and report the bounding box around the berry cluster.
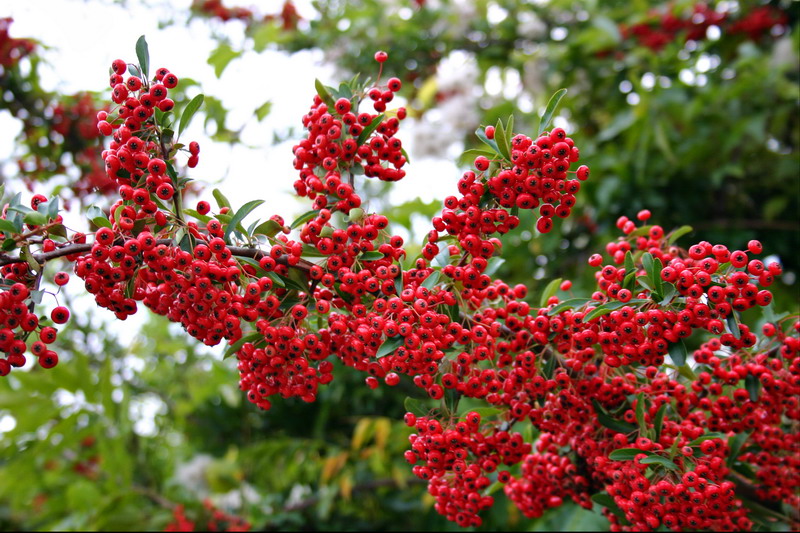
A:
[99,60,188,204]
[619,3,788,52]
[0,195,74,376]
[404,411,531,527]
[164,500,250,532]
[0,17,35,68]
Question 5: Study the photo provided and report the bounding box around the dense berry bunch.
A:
[619,3,788,51]
[0,194,75,375]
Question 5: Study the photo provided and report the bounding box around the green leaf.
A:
[0,219,17,234]
[677,363,698,381]
[23,211,47,225]
[668,339,687,366]
[359,251,384,261]
[251,21,281,52]
[591,492,630,524]
[635,393,646,433]
[687,432,727,447]
[483,257,505,277]
[290,209,319,230]
[726,313,742,339]
[394,268,404,296]
[583,299,648,323]
[667,225,693,245]
[253,219,282,237]
[179,94,205,137]
[461,148,497,160]
[539,278,563,308]
[421,271,441,290]
[624,251,635,278]
[474,127,501,156]
[641,252,654,276]
[404,397,430,417]
[87,205,112,228]
[727,431,752,467]
[537,88,567,136]
[314,79,335,108]
[223,331,262,359]
[649,257,664,300]
[207,41,241,77]
[622,271,637,292]
[377,336,404,358]
[637,276,655,292]
[357,114,385,145]
[609,448,651,461]
[183,208,212,224]
[224,200,264,242]
[542,354,556,380]
[592,399,637,434]
[546,297,593,316]
[653,403,667,441]
[505,115,514,141]
[659,282,677,305]
[29,289,43,304]
[264,271,285,288]
[277,274,306,292]
[433,245,451,268]
[254,100,272,121]
[135,35,149,79]
[639,455,679,471]
[494,118,510,161]
[745,375,761,402]
[178,231,194,253]
[212,188,231,209]
[1,238,16,251]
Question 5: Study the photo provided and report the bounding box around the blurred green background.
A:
[0,0,798,530]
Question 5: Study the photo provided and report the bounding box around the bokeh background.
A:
[0,0,798,530]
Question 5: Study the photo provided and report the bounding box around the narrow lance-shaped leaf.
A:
[640,455,679,471]
[224,332,262,359]
[494,118,510,161]
[290,209,319,230]
[537,88,567,136]
[653,403,667,441]
[179,94,205,137]
[609,448,651,461]
[223,199,264,242]
[667,225,693,245]
[546,297,593,316]
[592,399,638,434]
[668,339,687,366]
[314,79,335,107]
[357,114,385,145]
[539,277,562,308]
[359,251,384,261]
[213,188,231,209]
[377,336,404,358]
[135,35,149,79]
[474,127,501,156]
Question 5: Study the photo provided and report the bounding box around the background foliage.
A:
[0,0,798,530]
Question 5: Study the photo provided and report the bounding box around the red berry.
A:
[51,306,70,324]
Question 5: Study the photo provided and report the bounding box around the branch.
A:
[0,238,317,273]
